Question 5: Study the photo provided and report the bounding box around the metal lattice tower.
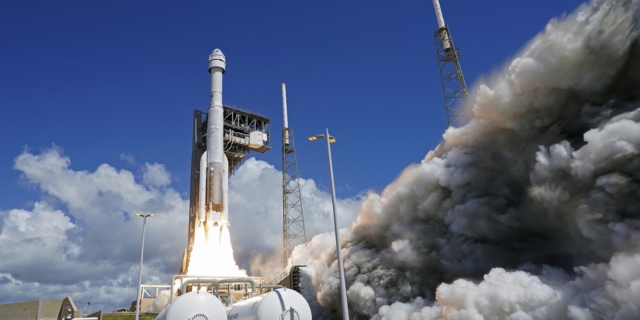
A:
[281,82,307,268]
[432,0,471,127]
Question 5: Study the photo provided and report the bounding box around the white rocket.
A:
[198,49,229,227]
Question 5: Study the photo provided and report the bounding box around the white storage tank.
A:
[155,290,227,320]
[226,288,311,320]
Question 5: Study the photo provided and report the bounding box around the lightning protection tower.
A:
[432,0,471,127]
[281,82,307,269]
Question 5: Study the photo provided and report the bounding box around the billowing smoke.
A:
[295,0,640,318]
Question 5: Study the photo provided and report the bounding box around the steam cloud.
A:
[295,0,640,318]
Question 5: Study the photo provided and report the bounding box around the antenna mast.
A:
[281,82,307,268]
[432,0,471,127]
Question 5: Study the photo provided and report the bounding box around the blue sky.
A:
[0,0,586,209]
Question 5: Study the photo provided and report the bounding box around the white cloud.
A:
[120,153,136,165]
[0,201,79,272]
[228,158,362,277]
[1,148,360,312]
[1,147,189,311]
[142,163,171,188]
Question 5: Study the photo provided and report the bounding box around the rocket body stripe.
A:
[199,151,207,222]
[223,154,229,223]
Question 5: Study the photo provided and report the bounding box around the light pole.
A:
[135,213,154,320]
[309,128,349,320]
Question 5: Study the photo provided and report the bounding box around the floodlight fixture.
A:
[308,134,336,143]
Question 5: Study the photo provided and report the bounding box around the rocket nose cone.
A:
[209,48,226,72]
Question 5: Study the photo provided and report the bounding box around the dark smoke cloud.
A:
[294,0,640,318]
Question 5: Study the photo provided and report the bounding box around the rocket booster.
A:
[198,49,228,226]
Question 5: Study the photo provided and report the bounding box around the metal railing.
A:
[170,275,282,306]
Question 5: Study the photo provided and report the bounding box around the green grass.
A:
[103,313,157,320]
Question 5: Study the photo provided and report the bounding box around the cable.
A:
[443,0,499,63]
[254,44,282,80]
[248,0,398,113]
[251,1,305,85]
[254,1,304,46]
[0,45,51,141]
[290,1,396,80]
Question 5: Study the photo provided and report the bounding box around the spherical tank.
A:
[157,290,227,320]
[226,288,312,320]
[155,307,168,320]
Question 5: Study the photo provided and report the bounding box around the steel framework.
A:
[181,106,271,274]
[282,127,307,268]
[434,26,471,127]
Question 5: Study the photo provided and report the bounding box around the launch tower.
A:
[182,99,271,273]
[146,50,313,320]
[432,0,471,127]
[281,82,307,268]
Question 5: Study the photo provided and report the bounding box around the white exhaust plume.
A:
[295,0,640,318]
